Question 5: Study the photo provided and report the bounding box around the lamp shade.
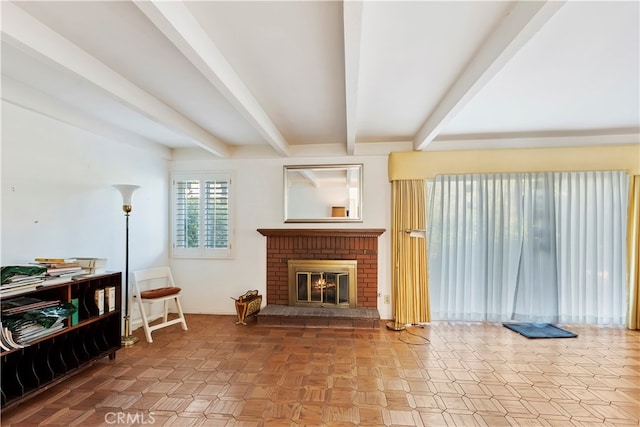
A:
[406,229,426,238]
[113,184,140,206]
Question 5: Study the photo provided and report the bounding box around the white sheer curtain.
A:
[427,171,628,325]
[512,173,559,322]
[554,171,629,324]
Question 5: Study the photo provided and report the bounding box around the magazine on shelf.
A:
[105,286,116,312]
[1,297,59,316]
[1,265,47,287]
[33,258,77,263]
[1,297,77,349]
[71,298,79,326]
[3,274,45,285]
[46,266,83,277]
[1,325,25,349]
[95,288,105,315]
[11,320,65,344]
[0,322,13,351]
[0,279,45,292]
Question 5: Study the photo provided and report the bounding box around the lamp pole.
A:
[113,184,140,346]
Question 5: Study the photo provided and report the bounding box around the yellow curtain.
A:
[627,175,640,330]
[391,180,430,325]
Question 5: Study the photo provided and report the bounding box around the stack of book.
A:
[1,265,48,295]
[1,273,45,293]
[0,321,25,351]
[74,257,107,275]
[33,258,84,278]
[1,319,65,349]
[0,297,75,349]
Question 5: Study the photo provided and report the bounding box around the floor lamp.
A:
[113,184,140,346]
[387,228,427,331]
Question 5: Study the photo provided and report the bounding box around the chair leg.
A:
[163,300,169,323]
[174,297,188,331]
[137,298,153,343]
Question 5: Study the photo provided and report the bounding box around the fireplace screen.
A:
[296,272,350,304]
[288,260,357,308]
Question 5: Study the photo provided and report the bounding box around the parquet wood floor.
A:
[1,314,638,426]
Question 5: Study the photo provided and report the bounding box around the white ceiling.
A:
[2,0,638,159]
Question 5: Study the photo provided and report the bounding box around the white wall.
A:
[1,102,393,322]
[171,154,393,319]
[1,101,170,289]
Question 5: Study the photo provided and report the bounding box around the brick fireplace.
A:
[257,229,386,308]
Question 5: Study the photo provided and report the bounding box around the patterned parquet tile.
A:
[1,314,638,426]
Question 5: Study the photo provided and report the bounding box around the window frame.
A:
[171,171,233,259]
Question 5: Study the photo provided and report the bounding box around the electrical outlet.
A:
[384,295,390,304]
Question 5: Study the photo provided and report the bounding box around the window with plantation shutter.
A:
[172,172,232,258]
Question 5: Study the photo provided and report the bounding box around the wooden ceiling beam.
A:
[343,0,364,156]
[135,0,290,157]
[413,0,566,151]
[1,2,230,157]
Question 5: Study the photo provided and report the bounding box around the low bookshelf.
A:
[0,272,122,410]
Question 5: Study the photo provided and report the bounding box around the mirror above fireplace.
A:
[284,164,363,223]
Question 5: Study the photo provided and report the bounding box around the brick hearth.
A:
[257,229,386,308]
[256,305,380,329]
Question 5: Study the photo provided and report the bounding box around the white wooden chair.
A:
[131,267,188,343]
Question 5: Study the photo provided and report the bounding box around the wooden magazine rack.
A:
[233,290,262,325]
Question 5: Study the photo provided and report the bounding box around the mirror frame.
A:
[284,164,363,223]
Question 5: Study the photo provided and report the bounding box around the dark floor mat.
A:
[503,322,577,338]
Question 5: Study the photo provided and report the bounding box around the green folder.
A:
[71,298,79,326]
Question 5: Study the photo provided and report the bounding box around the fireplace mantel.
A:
[257,228,385,238]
